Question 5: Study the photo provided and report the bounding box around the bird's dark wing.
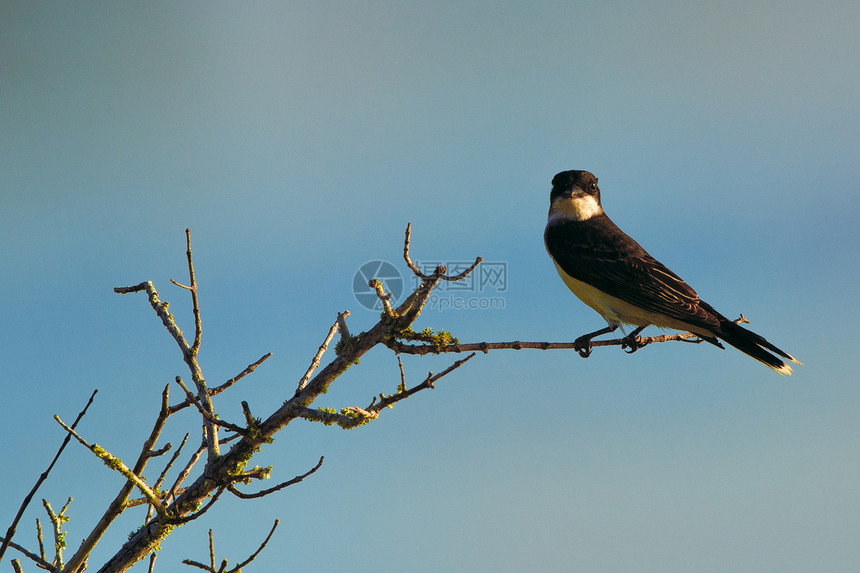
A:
[545,214,720,329]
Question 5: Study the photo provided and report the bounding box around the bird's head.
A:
[548,170,603,221]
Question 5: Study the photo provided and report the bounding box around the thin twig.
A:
[166,440,208,508]
[219,352,272,391]
[209,529,216,571]
[230,520,280,572]
[371,353,476,413]
[154,433,188,492]
[42,499,68,570]
[402,223,482,281]
[182,519,280,573]
[293,353,475,429]
[181,558,211,571]
[228,457,324,499]
[336,310,351,340]
[396,356,406,393]
[147,432,188,521]
[0,534,51,571]
[184,240,220,459]
[369,279,394,316]
[182,228,203,356]
[0,389,97,564]
[403,223,423,277]
[439,257,483,281]
[168,353,272,415]
[173,377,246,435]
[53,416,167,519]
[298,319,341,392]
[35,520,44,562]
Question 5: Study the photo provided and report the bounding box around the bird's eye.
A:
[589,182,597,191]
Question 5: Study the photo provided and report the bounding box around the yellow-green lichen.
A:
[395,327,458,352]
[334,334,357,356]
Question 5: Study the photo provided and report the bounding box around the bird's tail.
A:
[718,319,802,376]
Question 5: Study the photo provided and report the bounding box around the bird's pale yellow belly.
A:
[552,261,710,336]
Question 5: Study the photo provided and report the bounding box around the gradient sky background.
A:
[2,2,859,571]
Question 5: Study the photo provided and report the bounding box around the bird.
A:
[544,169,801,375]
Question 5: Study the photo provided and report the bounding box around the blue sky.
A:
[2,1,858,571]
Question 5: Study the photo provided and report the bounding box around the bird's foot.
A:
[621,326,648,354]
[572,326,618,358]
[621,335,644,354]
[573,335,594,358]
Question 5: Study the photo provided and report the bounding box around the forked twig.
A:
[168,353,272,415]
[53,416,167,520]
[403,223,483,281]
[181,520,279,573]
[371,353,477,413]
[228,457,324,499]
[0,389,97,564]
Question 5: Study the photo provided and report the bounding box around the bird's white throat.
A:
[548,193,603,222]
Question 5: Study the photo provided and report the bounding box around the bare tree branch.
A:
[229,520,279,572]
[181,559,211,572]
[154,433,188,492]
[42,498,71,570]
[297,318,341,392]
[36,217,738,573]
[164,440,207,509]
[114,232,220,460]
[209,529,216,572]
[92,222,735,572]
[227,457,324,499]
[402,223,483,281]
[336,310,351,340]
[53,417,167,521]
[146,433,189,522]
[396,356,407,392]
[372,353,477,413]
[180,520,279,573]
[402,222,423,277]
[0,389,97,565]
[98,225,478,570]
[167,353,272,416]
[63,385,174,573]
[173,377,247,435]
[384,318,752,357]
[292,353,476,430]
[369,279,395,316]
[76,220,727,573]
[171,487,225,525]
[0,535,52,571]
[35,519,44,564]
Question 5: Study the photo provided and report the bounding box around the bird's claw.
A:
[621,334,645,354]
[573,336,593,358]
